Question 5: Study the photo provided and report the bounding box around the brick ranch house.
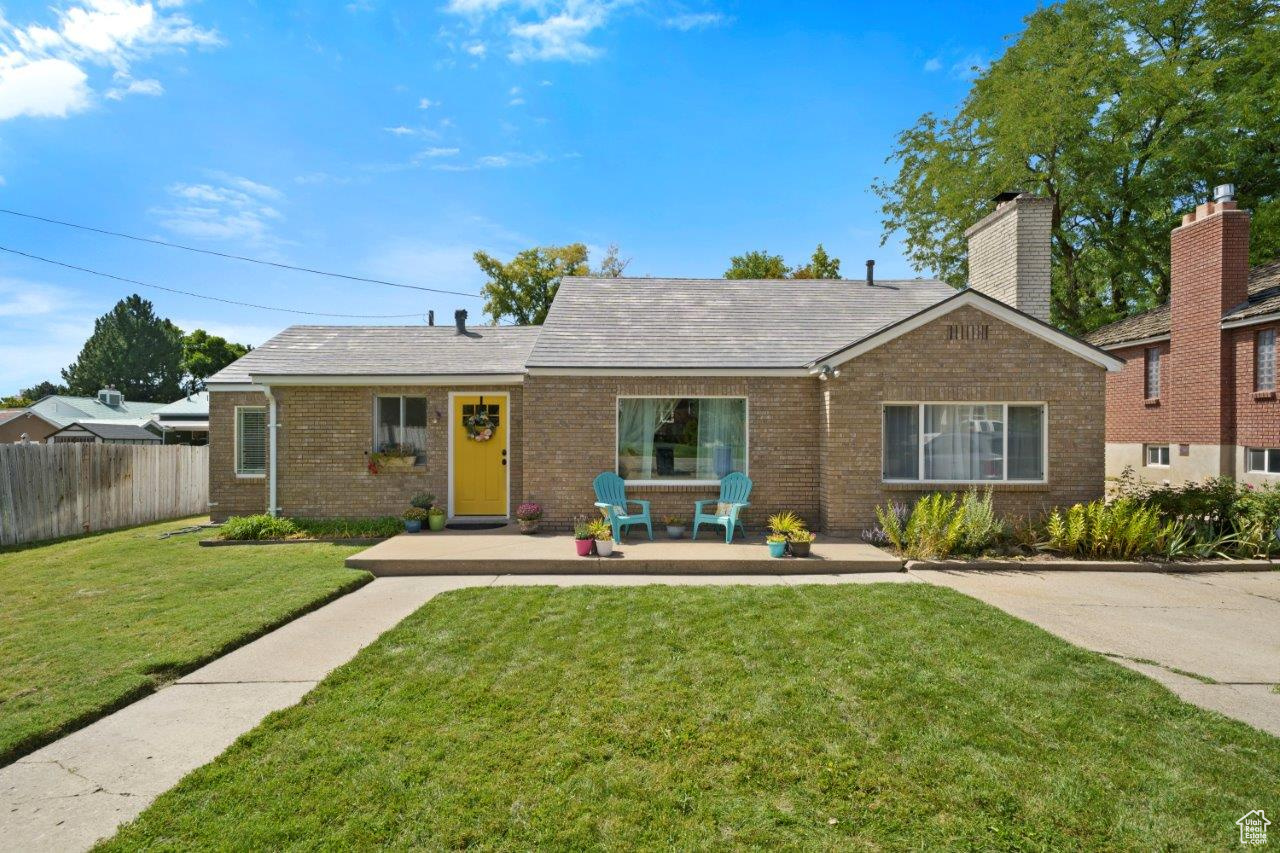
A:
[1085,185,1280,487]
[205,194,1122,535]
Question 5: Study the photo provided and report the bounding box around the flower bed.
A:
[209,515,403,543]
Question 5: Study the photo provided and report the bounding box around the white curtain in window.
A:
[404,398,427,453]
[376,397,401,451]
[618,398,676,479]
[695,398,746,479]
[1007,405,1044,480]
[923,404,1003,481]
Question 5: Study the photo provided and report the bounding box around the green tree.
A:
[872,0,1280,334]
[19,381,65,401]
[182,330,251,393]
[791,244,842,279]
[61,295,185,402]
[475,244,591,325]
[593,244,631,278]
[0,395,32,409]
[724,250,790,279]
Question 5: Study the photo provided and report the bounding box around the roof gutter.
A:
[1095,333,1170,352]
[1221,311,1280,331]
[524,367,813,377]
[247,373,526,386]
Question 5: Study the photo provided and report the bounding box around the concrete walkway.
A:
[916,569,1280,736]
[0,572,914,852]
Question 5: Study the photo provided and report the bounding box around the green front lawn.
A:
[0,518,369,765]
[105,584,1276,850]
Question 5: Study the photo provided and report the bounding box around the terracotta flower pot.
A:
[575,538,594,557]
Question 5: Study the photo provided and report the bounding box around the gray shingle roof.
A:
[207,324,541,383]
[27,395,164,428]
[56,421,161,441]
[1086,262,1280,348]
[526,277,958,368]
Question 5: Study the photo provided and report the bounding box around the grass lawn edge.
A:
[0,568,373,768]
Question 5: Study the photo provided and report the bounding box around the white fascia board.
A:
[1097,334,1170,351]
[814,291,1126,373]
[525,367,813,377]
[206,383,266,392]
[1222,312,1280,330]
[249,373,525,386]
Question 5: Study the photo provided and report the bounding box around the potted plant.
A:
[402,507,429,533]
[766,533,788,558]
[410,492,435,511]
[588,517,615,557]
[574,521,595,557]
[767,510,804,554]
[516,502,543,534]
[788,529,816,558]
[426,505,446,532]
[663,515,686,539]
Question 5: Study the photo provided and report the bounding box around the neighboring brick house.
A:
[205,193,1121,534]
[1085,186,1280,487]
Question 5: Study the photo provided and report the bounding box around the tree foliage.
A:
[873,0,1280,334]
[20,380,66,400]
[791,244,842,279]
[477,243,629,325]
[726,244,843,279]
[182,329,251,393]
[61,295,185,402]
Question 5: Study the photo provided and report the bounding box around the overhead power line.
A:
[0,245,429,319]
[0,207,482,299]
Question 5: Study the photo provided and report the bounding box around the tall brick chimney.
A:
[964,192,1054,323]
[1169,186,1251,453]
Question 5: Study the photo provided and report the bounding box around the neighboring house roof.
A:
[153,391,209,417]
[0,410,22,425]
[206,325,542,384]
[526,277,958,369]
[52,421,162,441]
[1086,262,1280,349]
[27,395,164,429]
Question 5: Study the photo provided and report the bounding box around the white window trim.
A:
[615,395,749,486]
[880,401,1049,485]
[372,395,428,461]
[1245,447,1280,475]
[1144,444,1171,468]
[234,405,267,479]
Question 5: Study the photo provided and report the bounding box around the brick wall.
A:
[1230,323,1280,447]
[964,194,1053,323]
[521,376,820,532]
[209,385,523,521]
[1102,341,1170,442]
[208,390,268,520]
[821,304,1106,532]
[1168,205,1250,445]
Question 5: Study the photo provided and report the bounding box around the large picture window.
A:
[882,403,1046,483]
[617,397,746,483]
[235,406,267,477]
[375,396,427,457]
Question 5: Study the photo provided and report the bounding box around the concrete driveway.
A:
[916,569,1280,736]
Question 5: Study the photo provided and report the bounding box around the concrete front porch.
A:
[345,529,904,575]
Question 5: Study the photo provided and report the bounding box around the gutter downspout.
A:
[264,384,279,517]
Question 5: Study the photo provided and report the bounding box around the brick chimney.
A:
[964,192,1053,322]
[1169,186,1251,449]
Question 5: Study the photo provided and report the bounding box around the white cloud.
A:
[432,151,549,171]
[922,57,942,72]
[949,52,987,80]
[384,125,414,135]
[443,0,622,63]
[509,97,525,106]
[154,174,284,244]
[418,97,437,109]
[0,277,67,318]
[104,75,162,100]
[417,147,460,158]
[0,0,221,121]
[662,12,725,31]
[463,41,487,57]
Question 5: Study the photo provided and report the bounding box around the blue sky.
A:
[0,0,1034,393]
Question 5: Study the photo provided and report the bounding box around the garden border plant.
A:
[207,515,403,546]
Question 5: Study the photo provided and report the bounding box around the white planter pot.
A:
[595,538,614,557]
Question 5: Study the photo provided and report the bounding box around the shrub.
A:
[865,501,909,547]
[409,492,435,510]
[218,515,300,541]
[959,488,1005,552]
[1042,498,1173,560]
[767,511,805,538]
[873,489,1004,559]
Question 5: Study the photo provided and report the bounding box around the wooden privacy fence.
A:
[0,443,209,546]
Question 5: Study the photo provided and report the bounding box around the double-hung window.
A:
[234,406,267,477]
[882,403,1045,483]
[1144,444,1170,467]
[1246,448,1280,475]
[375,396,427,459]
[1256,329,1276,392]
[617,397,746,483]
[1145,347,1162,400]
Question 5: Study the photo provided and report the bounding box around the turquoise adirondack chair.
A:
[593,472,654,543]
[692,472,753,544]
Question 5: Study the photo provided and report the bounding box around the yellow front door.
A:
[452,395,508,516]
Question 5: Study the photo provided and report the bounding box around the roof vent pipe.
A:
[865,259,875,286]
[428,310,434,326]
[454,309,467,335]
[1213,183,1236,203]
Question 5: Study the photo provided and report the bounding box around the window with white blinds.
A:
[235,406,267,476]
